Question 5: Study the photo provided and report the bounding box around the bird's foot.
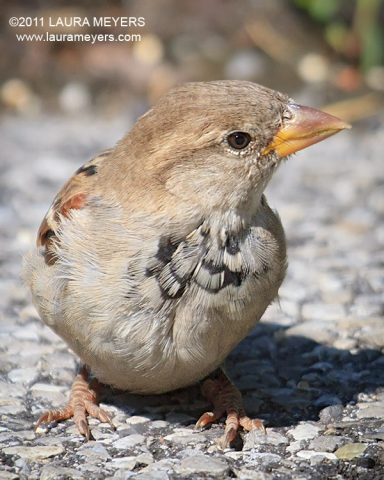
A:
[35,365,114,440]
[196,369,265,449]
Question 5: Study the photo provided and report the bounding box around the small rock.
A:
[0,401,25,415]
[164,429,207,445]
[3,444,64,460]
[137,459,175,478]
[319,404,344,424]
[125,415,150,425]
[309,435,347,452]
[335,443,367,460]
[111,456,137,470]
[287,441,303,454]
[296,450,337,461]
[0,472,20,480]
[113,434,145,449]
[135,472,169,480]
[243,428,288,449]
[234,469,269,480]
[361,430,384,442]
[150,420,169,429]
[285,321,336,344]
[357,403,384,419]
[30,382,67,405]
[176,455,228,476]
[301,303,345,322]
[0,381,26,398]
[136,452,154,465]
[8,367,38,384]
[287,423,320,441]
[77,441,110,460]
[249,452,282,468]
[111,471,135,480]
[40,465,84,480]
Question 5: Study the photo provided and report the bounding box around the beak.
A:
[262,104,351,158]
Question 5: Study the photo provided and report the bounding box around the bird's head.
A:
[119,81,350,215]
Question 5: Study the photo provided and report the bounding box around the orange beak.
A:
[262,104,351,158]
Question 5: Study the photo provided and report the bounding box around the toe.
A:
[195,411,215,429]
[218,426,237,449]
[239,416,266,433]
[35,406,73,430]
[85,401,115,429]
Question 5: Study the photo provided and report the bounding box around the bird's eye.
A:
[227,132,251,150]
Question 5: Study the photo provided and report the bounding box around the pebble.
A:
[243,429,288,449]
[0,472,20,480]
[295,450,337,461]
[136,459,176,477]
[30,383,67,404]
[77,442,111,460]
[135,472,169,480]
[40,465,84,480]
[113,434,146,449]
[319,404,344,424]
[309,435,347,452]
[356,403,384,419]
[248,452,282,468]
[335,443,368,460]
[3,444,64,460]
[164,428,207,445]
[301,303,346,322]
[111,456,137,470]
[149,420,169,429]
[284,321,336,344]
[175,455,228,476]
[287,423,321,441]
[234,469,270,480]
[125,415,150,425]
[7,367,39,384]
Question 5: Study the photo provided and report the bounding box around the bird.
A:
[23,80,350,448]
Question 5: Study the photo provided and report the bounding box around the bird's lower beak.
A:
[262,104,351,158]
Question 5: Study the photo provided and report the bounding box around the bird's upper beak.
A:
[262,103,351,158]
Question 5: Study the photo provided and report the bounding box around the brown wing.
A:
[37,149,112,265]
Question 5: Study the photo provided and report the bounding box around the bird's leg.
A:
[196,368,265,449]
[35,365,114,440]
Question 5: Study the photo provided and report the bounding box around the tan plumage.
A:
[23,80,349,445]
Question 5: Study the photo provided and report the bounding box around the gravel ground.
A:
[0,112,383,480]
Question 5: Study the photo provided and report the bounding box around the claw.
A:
[198,369,266,448]
[35,366,114,439]
[195,411,217,430]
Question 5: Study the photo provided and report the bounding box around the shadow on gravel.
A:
[102,322,384,430]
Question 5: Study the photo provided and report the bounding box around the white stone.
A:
[113,434,145,449]
[288,423,321,441]
[296,450,337,461]
[3,444,64,460]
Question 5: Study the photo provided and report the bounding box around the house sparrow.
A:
[23,80,349,447]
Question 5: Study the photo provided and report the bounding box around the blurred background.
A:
[1,0,383,122]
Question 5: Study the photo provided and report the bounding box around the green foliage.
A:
[294,0,342,22]
[292,0,384,70]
